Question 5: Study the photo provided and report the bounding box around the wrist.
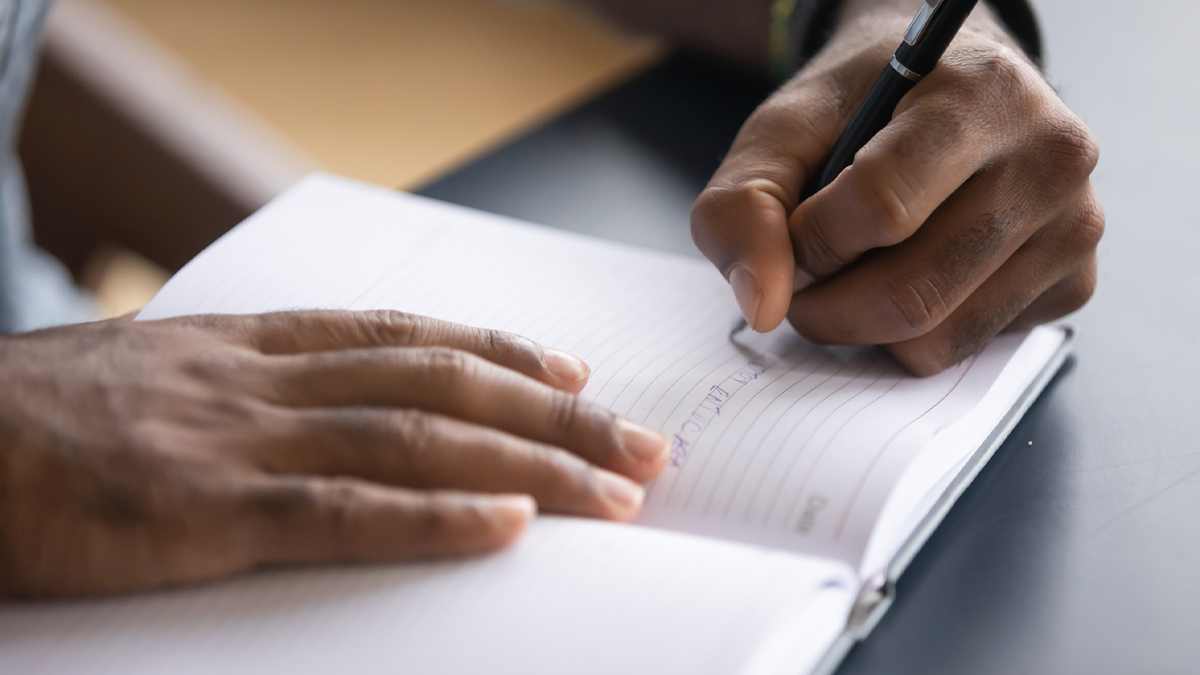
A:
[836,0,1015,48]
[790,0,1041,77]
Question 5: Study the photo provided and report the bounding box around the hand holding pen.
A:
[693,0,1103,375]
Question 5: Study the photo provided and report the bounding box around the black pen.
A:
[815,0,979,190]
[733,0,978,339]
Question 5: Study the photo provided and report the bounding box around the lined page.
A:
[0,518,857,675]
[140,174,1062,571]
[642,326,1063,573]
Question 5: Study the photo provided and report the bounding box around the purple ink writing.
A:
[668,357,773,468]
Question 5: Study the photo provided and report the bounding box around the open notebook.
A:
[0,174,1072,675]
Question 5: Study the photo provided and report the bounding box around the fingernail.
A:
[617,417,669,463]
[729,264,761,331]
[793,267,816,292]
[595,470,645,511]
[489,494,538,523]
[542,347,591,384]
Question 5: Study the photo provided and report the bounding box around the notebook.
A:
[0,174,1073,675]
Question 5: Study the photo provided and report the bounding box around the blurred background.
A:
[23,0,662,317]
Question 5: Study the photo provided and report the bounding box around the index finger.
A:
[174,310,592,394]
[787,47,1035,286]
[272,346,669,483]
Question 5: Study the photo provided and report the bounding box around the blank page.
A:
[139,174,1063,572]
[0,518,857,675]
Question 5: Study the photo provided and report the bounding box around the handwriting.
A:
[669,358,772,468]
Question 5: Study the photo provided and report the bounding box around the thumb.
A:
[689,84,843,332]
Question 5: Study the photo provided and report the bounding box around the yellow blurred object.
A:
[81,245,172,319]
[96,0,661,190]
[57,1,657,315]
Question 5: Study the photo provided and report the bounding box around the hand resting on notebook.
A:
[0,310,669,598]
[690,0,1104,376]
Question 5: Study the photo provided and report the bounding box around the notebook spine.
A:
[808,580,896,675]
[845,579,895,638]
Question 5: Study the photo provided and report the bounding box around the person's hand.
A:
[691,0,1104,375]
[0,311,669,598]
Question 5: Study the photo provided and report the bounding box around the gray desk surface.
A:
[420,1,1200,673]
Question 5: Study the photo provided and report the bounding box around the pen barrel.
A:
[815,65,915,191]
[895,0,980,75]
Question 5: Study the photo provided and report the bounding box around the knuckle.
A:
[939,46,1037,133]
[691,191,740,259]
[483,328,535,366]
[1046,189,1106,261]
[941,47,1019,110]
[420,346,479,391]
[887,273,953,337]
[181,347,253,384]
[691,180,787,255]
[362,309,421,346]
[1068,192,1107,252]
[854,162,922,244]
[393,411,442,483]
[961,46,1034,111]
[411,492,456,538]
[318,478,359,530]
[1036,114,1100,184]
[189,391,273,431]
[545,391,583,437]
[893,96,968,157]
[784,101,839,150]
[975,47,1029,97]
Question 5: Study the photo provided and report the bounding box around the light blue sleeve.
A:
[0,0,95,334]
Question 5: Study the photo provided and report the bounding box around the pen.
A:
[732,0,978,338]
[815,0,979,189]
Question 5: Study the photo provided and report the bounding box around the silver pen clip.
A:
[903,1,939,46]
